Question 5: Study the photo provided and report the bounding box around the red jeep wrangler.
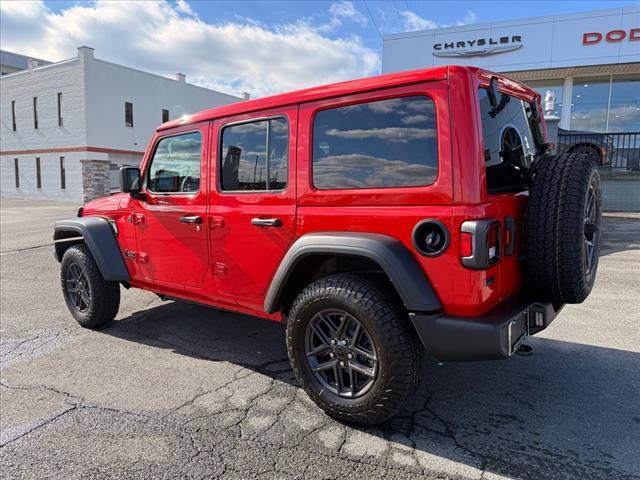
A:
[54,66,602,425]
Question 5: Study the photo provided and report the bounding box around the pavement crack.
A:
[0,243,52,256]
[0,405,76,448]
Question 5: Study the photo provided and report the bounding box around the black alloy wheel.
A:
[66,263,92,312]
[60,244,120,328]
[584,184,600,276]
[304,309,378,398]
[286,274,424,425]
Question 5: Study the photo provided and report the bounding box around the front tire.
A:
[286,274,423,426]
[60,244,120,328]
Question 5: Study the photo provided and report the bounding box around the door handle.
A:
[179,215,203,225]
[251,217,282,227]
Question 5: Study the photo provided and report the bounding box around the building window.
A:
[312,96,438,190]
[570,77,610,132]
[60,157,66,190]
[608,75,640,133]
[527,80,564,118]
[221,117,289,191]
[162,109,169,123]
[14,158,19,188]
[125,102,133,127]
[11,100,16,131]
[36,157,42,189]
[57,92,63,127]
[33,97,38,129]
[147,131,202,193]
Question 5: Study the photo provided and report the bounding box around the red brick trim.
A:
[0,146,145,156]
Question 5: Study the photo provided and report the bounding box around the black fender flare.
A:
[264,232,442,314]
[54,217,130,282]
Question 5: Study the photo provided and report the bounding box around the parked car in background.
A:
[557,127,615,166]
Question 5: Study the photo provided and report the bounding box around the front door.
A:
[134,125,210,289]
[211,106,297,299]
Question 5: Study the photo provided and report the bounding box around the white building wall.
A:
[0,59,87,150]
[1,46,240,202]
[84,57,239,155]
[382,6,640,74]
[1,58,87,202]
[0,152,85,202]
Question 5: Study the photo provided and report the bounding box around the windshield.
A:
[478,88,538,193]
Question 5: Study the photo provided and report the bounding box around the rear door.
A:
[133,124,210,289]
[210,106,297,299]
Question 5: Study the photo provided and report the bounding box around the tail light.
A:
[460,231,473,257]
[460,219,501,269]
[504,216,516,256]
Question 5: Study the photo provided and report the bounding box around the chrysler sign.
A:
[433,35,523,57]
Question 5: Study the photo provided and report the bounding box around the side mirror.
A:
[487,77,500,109]
[120,167,141,193]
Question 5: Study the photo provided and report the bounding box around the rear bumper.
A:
[409,294,563,362]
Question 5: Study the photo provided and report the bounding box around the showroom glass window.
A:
[570,77,610,132]
[147,132,202,193]
[528,80,563,117]
[312,96,438,189]
[607,75,640,133]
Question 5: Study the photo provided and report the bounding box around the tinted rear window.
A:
[312,96,438,190]
[478,88,537,193]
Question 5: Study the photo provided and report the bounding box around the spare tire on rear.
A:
[526,152,602,305]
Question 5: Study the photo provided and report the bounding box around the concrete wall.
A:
[600,170,640,212]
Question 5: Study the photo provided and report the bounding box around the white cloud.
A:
[329,1,367,27]
[458,10,478,26]
[400,10,438,31]
[313,154,436,189]
[326,127,436,142]
[0,0,379,98]
[400,9,477,32]
[175,0,195,16]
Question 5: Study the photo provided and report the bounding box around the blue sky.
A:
[1,1,635,97]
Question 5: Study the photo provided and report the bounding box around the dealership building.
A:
[0,47,240,203]
[383,5,639,211]
[383,6,639,134]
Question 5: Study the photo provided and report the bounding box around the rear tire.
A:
[526,153,602,304]
[286,274,423,426]
[60,244,120,328]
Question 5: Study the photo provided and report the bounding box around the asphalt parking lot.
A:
[1,198,639,480]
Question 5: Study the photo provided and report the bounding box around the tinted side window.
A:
[147,131,202,193]
[312,96,438,190]
[221,118,288,191]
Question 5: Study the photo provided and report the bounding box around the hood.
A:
[82,193,129,214]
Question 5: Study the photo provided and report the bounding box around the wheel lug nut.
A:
[347,353,353,359]
[339,361,345,367]
[331,339,337,345]
[329,352,334,358]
